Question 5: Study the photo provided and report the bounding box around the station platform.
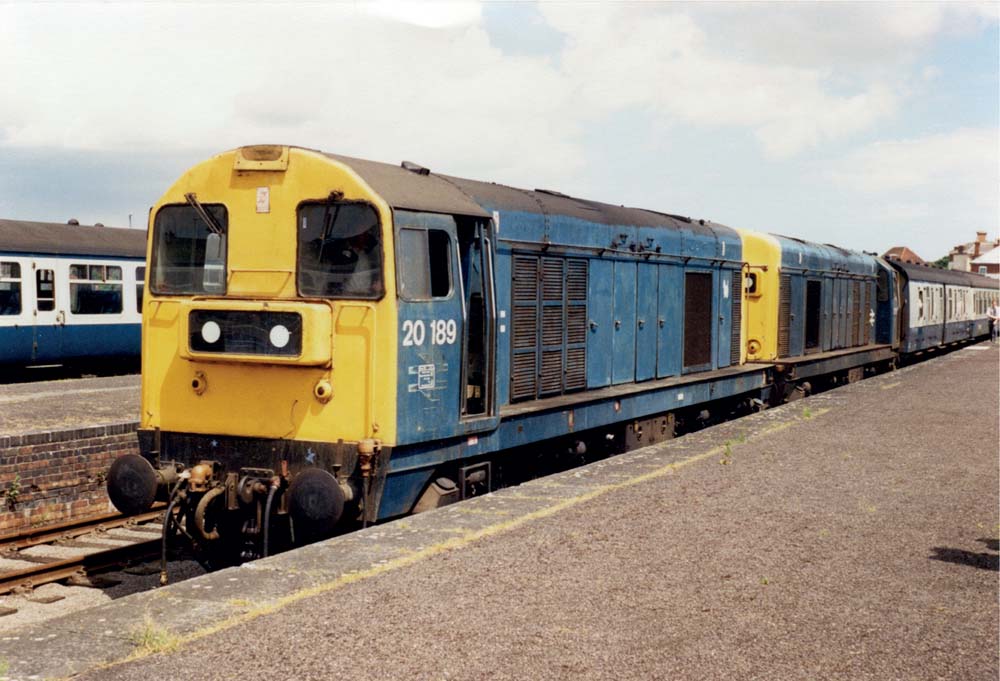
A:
[0,374,139,437]
[1,345,997,680]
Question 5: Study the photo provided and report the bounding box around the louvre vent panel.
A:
[539,350,563,395]
[567,306,587,344]
[565,347,587,389]
[512,256,538,303]
[512,305,537,349]
[566,260,588,301]
[541,257,564,301]
[730,271,742,362]
[510,353,537,400]
[778,274,791,357]
[508,252,589,402]
[541,306,564,346]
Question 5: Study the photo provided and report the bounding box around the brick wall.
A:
[0,422,139,535]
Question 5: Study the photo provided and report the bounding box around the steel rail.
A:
[0,537,162,595]
[0,506,165,553]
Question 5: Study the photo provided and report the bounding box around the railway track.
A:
[0,508,166,595]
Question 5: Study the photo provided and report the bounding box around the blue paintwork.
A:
[635,263,658,381]
[612,261,637,384]
[379,364,769,519]
[388,195,747,517]
[586,259,613,388]
[656,265,682,378]
[771,236,880,359]
[0,322,140,365]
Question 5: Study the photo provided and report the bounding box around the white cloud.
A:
[0,2,995,191]
[538,4,904,158]
[363,0,481,29]
[825,127,1000,254]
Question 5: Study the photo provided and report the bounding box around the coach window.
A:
[136,267,145,312]
[70,264,123,314]
[297,200,383,299]
[36,269,55,311]
[917,289,924,321]
[0,262,21,315]
[151,203,228,295]
[397,227,452,300]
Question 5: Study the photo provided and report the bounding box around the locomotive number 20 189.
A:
[402,319,458,347]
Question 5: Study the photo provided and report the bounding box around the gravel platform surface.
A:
[4,345,997,680]
[0,374,139,436]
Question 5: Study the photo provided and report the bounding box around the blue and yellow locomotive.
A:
[105,145,996,565]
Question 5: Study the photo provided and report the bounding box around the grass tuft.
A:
[129,615,180,655]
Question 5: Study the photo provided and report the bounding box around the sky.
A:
[0,1,997,261]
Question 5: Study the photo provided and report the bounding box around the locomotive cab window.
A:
[0,262,21,315]
[70,264,123,315]
[151,203,228,295]
[297,200,383,299]
[397,227,452,299]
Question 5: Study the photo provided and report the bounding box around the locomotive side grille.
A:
[509,253,589,402]
[730,270,742,363]
[540,349,563,394]
[778,274,791,357]
[511,255,540,400]
[566,306,587,344]
[512,305,537,349]
[567,259,588,301]
[541,257,564,300]
[512,255,538,303]
[541,306,563,347]
[565,346,586,389]
[510,353,537,400]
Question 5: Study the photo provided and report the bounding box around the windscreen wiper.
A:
[184,192,225,236]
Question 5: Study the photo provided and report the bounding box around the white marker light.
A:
[201,320,221,344]
[270,324,291,348]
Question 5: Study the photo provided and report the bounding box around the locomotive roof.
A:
[891,259,999,289]
[325,152,730,237]
[0,218,147,258]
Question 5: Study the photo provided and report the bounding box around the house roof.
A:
[883,246,925,264]
[972,246,1000,265]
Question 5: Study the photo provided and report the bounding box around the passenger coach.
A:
[0,219,146,369]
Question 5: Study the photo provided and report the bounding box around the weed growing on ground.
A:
[129,615,180,655]
[801,406,814,420]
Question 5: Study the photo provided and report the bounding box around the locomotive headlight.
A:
[269,324,291,349]
[201,320,222,344]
